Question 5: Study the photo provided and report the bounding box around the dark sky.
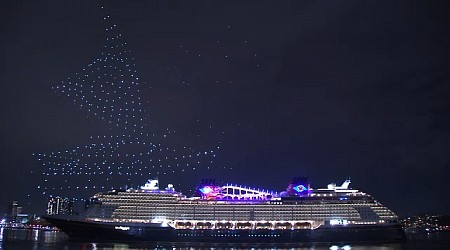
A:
[1,0,449,216]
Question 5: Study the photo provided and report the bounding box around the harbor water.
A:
[1,227,449,249]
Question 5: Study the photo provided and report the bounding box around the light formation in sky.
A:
[166,26,261,88]
[33,8,231,199]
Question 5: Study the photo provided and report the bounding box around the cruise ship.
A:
[44,177,405,244]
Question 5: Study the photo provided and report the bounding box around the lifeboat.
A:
[195,221,213,229]
[274,222,292,229]
[235,222,253,230]
[216,222,233,229]
[255,222,273,229]
[293,222,311,229]
[175,221,193,229]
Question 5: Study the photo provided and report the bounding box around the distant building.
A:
[8,201,22,221]
[15,214,30,224]
[47,197,74,215]
[401,214,450,233]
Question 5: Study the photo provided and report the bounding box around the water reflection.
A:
[2,228,449,250]
[59,241,404,250]
[0,228,66,249]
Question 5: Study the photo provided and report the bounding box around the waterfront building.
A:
[8,201,22,222]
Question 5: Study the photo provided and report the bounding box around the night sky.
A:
[1,0,449,216]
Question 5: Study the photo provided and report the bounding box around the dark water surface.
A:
[1,228,449,249]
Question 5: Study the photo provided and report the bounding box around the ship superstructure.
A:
[44,178,405,243]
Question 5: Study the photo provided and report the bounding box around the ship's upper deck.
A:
[93,178,370,203]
